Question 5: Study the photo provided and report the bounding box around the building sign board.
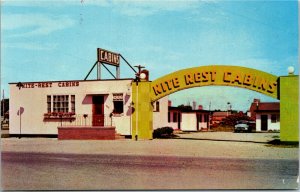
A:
[20,81,80,89]
[97,48,120,66]
[113,93,123,101]
[150,65,279,101]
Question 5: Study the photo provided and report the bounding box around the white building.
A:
[9,79,168,137]
[254,103,280,131]
[248,99,280,132]
[152,97,169,130]
[168,106,209,131]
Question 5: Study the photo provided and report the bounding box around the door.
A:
[92,96,104,126]
[261,115,268,131]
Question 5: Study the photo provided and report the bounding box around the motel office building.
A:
[9,79,169,137]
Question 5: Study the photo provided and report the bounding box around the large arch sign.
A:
[131,65,298,143]
[150,65,278,101]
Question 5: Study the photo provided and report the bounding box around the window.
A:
[197,114,203,123]
[53,95,69,113]
[173,112,178,122]
[71,95,75,113]
[113,93,123,114]
[153,101,160,112]
[271,114,280,123]
[168,112,171,122]
[204,114,209,122]
[47,95,51,113]
[47,95,75,113]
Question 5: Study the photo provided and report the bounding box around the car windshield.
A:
[236,120,248,124]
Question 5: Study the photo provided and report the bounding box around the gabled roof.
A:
[254,102,279,112]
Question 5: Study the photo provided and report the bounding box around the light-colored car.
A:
[234,120,250,133]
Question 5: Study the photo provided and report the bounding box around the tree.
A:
[221,112,254,126]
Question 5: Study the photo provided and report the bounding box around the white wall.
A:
[152,96,169,130]
[181,113,197,131]
[256,113,280,131]
[198,122,207,129]
[167,110,180,130]
[168,122,179,130]
[9,80,133,135]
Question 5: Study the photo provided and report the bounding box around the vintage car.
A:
[234,120,255,133]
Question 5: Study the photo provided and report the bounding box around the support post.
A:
[97,62,101,80]
[279,75,299,142]
[116,66,120,79]
[131,81,153,140]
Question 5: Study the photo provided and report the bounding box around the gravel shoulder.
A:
[1,132,298,160]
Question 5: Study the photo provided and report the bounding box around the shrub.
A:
[221,112,254,126]
[153,127,174,138]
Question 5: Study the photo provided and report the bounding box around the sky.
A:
[1,0,299,112]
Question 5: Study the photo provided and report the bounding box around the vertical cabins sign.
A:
[150,65,279,101]
[97,48,120,66]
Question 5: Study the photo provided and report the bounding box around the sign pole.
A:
[116,66,120,79]
[135,85,138,141]
[97,61,101,80]
[19,107,21,139]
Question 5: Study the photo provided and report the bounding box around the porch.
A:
[57,114,116,140]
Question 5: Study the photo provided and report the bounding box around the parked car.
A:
[234,120,254,133]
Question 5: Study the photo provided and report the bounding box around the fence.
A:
[60,114,114,127]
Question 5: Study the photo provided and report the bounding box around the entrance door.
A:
[92,96,104,126]
[261,115,268,131]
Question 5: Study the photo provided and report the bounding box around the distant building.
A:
[1,98,9,118]
[249,99,280,131]
[168,105,209,131]
[211,111,231,125]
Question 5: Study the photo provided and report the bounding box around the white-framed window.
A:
[271,114,280,123]
[47,95,75,113]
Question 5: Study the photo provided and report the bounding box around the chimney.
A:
[198,105,203,110]
[192,101,196,110]
[168,100,172,107]
[253,99,260,103]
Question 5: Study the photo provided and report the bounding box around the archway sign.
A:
[132,65,299,142]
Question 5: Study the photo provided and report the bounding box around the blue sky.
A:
[1,0,298,111]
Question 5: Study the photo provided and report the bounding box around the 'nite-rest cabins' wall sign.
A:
[20,81,80,89]
[150,65,279,101]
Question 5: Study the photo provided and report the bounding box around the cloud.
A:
[2,13,75,37]
[231,58,297,76]
[109,0,207,16]
[1,0,106,7]
[3,0,214,17]
[2,42,58,51]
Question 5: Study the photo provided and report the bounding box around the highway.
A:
[1,151,298,190]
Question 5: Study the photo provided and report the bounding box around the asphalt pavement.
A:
[2,151,299,190]
[1,132,299,190]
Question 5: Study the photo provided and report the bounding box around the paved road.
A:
[2,152,298,190]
